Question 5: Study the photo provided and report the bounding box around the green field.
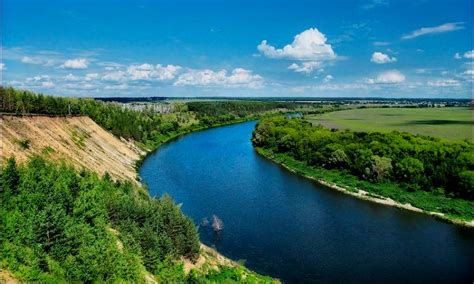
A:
[306,107,473,141]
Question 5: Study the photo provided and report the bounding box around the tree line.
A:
[0,86,297,148]
[252,116,474,201]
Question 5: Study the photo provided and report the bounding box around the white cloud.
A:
[41,81,55,88]
[461,69,474,80]
[427,79,460,87]
[127,63,154,80]
[98,61,123,70]
[21,56,43,65]
[312,83,370,91]
[371,52,397,64]
[369,70,405,84]
[288,61,322,74]
[464,50,474,59]
[402,22,464,40]
[454,53,462,59]
[102,71,127,82]
[0,63,5,70]
[104,84,129,90]
[63,73,99,82]
[174,68,263,89]
[415,68,432,74]
[61,58,89,69]
[64,74,81,81]
[85,73,99,81]
[291,83,371,94]
[62,82,96,90]
[324,75,334,83]
[155,64,182,80]
[26,75,51,82]
[257,28,336,61]
[127,63,181,81]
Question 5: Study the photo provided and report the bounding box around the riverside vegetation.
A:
[252,116,473,223]
[0,86,281,282]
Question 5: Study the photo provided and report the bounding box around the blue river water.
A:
[139,121,474,283]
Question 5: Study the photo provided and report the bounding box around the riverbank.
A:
[255,147,474,228]
[133,116,280,281]
[134,115,260,171]
[0,114,277,282]
[182,244,278,283]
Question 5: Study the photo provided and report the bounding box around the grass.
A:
[306,107,473,141]
[256,147,474,223]
[70,126,90,148]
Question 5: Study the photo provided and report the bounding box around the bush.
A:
[253,116,474,200]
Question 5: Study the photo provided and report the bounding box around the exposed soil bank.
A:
[0,115,144,181]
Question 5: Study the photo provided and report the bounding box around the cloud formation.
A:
[21,56,43,65]
[461,68,474,80]
[0,63,5,70]
[127,64,182,81]
[41,81,55,88]
[402,22,464,40]
[102,71,127,82]
[60,58,89,69]
[371,52,397,64]
[369,70,405,84]
[174,68,263,89]
[324,75,334,83]
[288,61,323,74]
[257,28,336,61]
[463,50,474,59]
[427,79,460,87]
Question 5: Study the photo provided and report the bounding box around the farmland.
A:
[306,107,473,141]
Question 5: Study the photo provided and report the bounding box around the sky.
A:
[1,0,473,98]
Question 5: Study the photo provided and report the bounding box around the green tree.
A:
[1,157,19,195]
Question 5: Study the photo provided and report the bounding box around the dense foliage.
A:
[0,87,293,148]
[253,117,474,201]
[0,86,187,145]
[0,157,199,282]
[187,101,295,126]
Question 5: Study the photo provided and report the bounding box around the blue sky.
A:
[1,0,473,98]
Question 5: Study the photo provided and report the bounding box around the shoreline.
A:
[133,117,280,281]
[134,116,258,171]
[255,147,474,229]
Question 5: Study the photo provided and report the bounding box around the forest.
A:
[1,157,198,281]
[252,116,474,218]
[0,87,291,149]
[0,157,274,282]
[187,101,296,125]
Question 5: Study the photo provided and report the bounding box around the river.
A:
[139,121,474,283]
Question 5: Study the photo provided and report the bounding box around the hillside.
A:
[0,113,277,282]
[0,115,144,181]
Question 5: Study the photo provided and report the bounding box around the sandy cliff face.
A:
[0,115,144,181]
